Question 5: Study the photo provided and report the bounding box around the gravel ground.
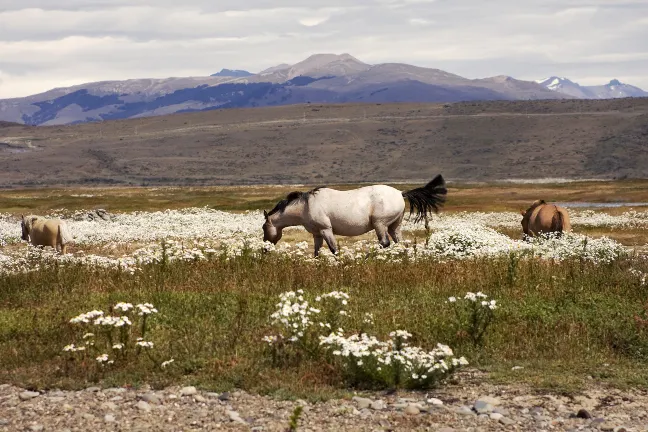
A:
[1,381,646,431]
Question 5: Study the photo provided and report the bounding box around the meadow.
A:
[1,180,648,399]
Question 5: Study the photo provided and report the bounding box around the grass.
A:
[2,179,648,214]
[1,180,648,397]
[1,252,648,397]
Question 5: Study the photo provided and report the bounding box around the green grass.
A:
[2,253,648,397]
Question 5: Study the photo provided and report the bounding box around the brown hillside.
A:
[0,98,647,187]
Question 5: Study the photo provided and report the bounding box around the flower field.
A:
[1,189,648,395]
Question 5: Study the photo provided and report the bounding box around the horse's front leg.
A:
[320,229,338,255]
[313,235,323,257]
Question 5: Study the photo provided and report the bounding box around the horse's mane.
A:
[268,187,323,216]
[526,200,546,213]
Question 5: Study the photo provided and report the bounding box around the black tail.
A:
[402,175,447,223]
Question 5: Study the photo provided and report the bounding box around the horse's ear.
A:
[263,210,268,219]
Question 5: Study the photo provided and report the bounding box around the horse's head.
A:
[519,209,530,236]
[262,210,282,244]
[20,214,30,241]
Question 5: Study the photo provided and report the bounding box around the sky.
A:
[1,0,647,99]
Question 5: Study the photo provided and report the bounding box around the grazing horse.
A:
[520,200,571,238]
[20,214,73,254]
[262,175,447,257]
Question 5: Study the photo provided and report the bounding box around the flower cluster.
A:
[447,291,499,347]
[630,268,647,286]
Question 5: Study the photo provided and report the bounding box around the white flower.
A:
[114,302,133,312]
[112,343,124,350]
[447,296,457,303]
[96,354,109,363]
[136,340,154,348]
[161,359,175,368]
[82,333,94,339]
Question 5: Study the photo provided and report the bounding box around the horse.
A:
[20,214,74,254]
[262,175,447,257]
[520,200,571,238]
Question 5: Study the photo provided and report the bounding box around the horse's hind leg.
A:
[388,214,403,243]
[374,223,391,248]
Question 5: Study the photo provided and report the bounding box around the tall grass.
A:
[1,253,647,396]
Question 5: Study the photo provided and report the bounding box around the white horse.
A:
[262,175,447,257]
[21,215,74,254]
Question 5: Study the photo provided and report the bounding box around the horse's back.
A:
[530,204,571,234]
[308,186,404,235]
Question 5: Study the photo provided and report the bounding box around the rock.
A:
[19,391,40,401]
[0,419,8,426]
[490,413,503,421]
[576,409,593,419]
[499,416,516,426]
[136,401,152,412]
[109,396,123,402]
[180,386,197,396]
[455,406,476,416]
[139,393,161,404]
[48,396,65,403]
[226,410,246,424]
[530,406,544,416]
[82,413,95,420]
[599,424,616,432]
[370,400,386,411]
[613,427,628,432]
[104,414,116,423]
[477,396,501,406]
[86,386,101,392]
[404,405,420,415]
[29,425,44,432]
[194,395,207,403]
[352,397,373,410]
[474,400,495,414]
[102,402,118,411]
[218,392,230,401]
[427,398,444,406]
[493,406,510,416]
[206,392,220,398]
[438,429,455,432]
[511,366,524,371]
[392,403,409,409]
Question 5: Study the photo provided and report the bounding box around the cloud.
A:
[0,0,647,98]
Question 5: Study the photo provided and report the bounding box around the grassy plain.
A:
[1,181,648,397]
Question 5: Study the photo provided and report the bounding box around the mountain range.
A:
[0,53,646,126]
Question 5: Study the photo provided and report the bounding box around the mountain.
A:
[211,69,254,77]
[537,77,648,99]
[0,53,582,126]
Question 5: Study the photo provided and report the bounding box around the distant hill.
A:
[210,69,254,77]
[0,52,645,126]
[537,77,648,99]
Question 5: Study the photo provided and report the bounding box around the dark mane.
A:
[267,187,323,216]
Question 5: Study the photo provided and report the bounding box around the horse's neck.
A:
[271,204,305,228]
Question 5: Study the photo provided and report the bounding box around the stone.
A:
[102,402,118,411]
[613,427,628,432]
[194,395,207,403]
[218,392,231,401]
[493,406,510,416]
[206,392,220,398]
[370,400,386,411]
[511,366,524,371]
[392,403,409,409]
[455,406,476,416]
[438,429,455,432]
[139,393,161,404]
[477,396,501,406]
[29,425,44,432]
[136,401,152,412]
[490,413,504,421]
[109,396,124,402]
[227,410,247,425]
[180,386,197,396]
[499,417,517,426]
[404,405,420,415]
[48,396,65,403]
[352,397,373,410]
[0,419,8,426]
[474,400,495,414]
[104,414,116,423]
[427,398,444,406]
[19,391,40,401]
[86,386,101,392]
[599,424,616,432]
[82,413,95,420]
[576,409,593,419]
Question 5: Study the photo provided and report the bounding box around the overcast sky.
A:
[1,0,647,99]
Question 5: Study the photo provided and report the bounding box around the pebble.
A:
[19,391,40,401]
[489,413,503,421]
[474,400,494,414]
[427,398,444,406]
[29,425,43,432]
[102,402,118,411]
[104,414,116,423]
[226,410,246,424]
[86,387,101,393]
[180,386,197,396]
[352,396,373,410]
[500,416,517,426]
[576,409,593,419]
[218,392,231,401]
[82,413,95,420]
[206,392,220,398]
[139,393,162,404]
[455,406,476,416]
[136,401,152,412]
[370,400,386,411]
[194,395,207,403]
[404,405,420,415]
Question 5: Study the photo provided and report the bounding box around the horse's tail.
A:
[402,174,447,223]
[57,221,74,245]
[551,207,564,234]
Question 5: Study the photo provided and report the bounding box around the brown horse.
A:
[21,215,74,254]
[520,200,571,237]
